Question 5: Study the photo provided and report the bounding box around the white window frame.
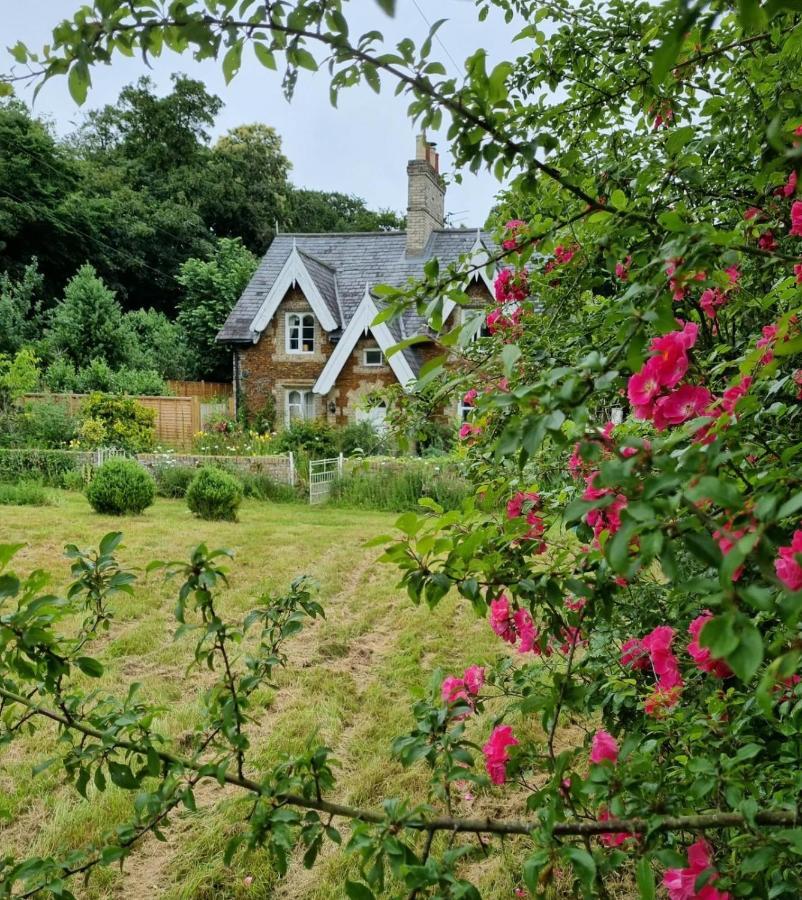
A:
[363,347,384,367]
[286,389,315,423]
[286,312,316,354]
[462,308,491,341]
[459,399,474,422]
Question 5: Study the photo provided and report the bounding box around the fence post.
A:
[288,451,295,485]
[338,453,344,479]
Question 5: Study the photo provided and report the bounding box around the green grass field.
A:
[0,492,523,899]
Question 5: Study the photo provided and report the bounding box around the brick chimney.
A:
[406,133,445,257]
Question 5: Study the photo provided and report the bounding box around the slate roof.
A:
[217,228,495,346]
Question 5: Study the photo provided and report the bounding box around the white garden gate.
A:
[309,455,344,504]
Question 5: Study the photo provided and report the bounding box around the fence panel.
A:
[167,380,233,399]
[309,455,344,504]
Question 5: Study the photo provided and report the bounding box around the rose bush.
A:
[4,0,802,897]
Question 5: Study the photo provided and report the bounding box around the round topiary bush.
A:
[186,466,243,521]
[86,458,155,515]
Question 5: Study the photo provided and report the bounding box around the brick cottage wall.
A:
[236,280,494,429]
[324,335,398,426]
[236,287,335,426]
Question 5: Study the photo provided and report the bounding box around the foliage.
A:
[152,463,196,498]
[176,237,257,381]
[0,347,38,409]
[78,393,156,453]
[286,188,404,233]
[334,420,389,457]
[375,383,456,455]
[10,0,802,897]
[0,260,45,354]
[0,480,49,506]
[191,422,276,456]
[0,448,77,487]
[48,264,131,367]
[86,458,155,515]
[185,465,243,521]
[41,357,167,396]
[239,470,300,503]
[330,460,470,512]
[121,308,193,380]
[271,420,337,457]
[17,400,78,448]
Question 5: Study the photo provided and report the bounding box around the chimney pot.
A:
[406,131,445,257]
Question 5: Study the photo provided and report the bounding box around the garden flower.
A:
[459,422,482,440]
[700,287,727,319]
[615,255,632,280]
[756,323,778,364]
[597,807,636,847]
[489,595,517,644]
[620,637,649,670]
[775,529,802,591]
[687,612,732,678]
[590,730,619,764]
[627,359,663,408]
[758,230,777,251]
[507,491,540,519]
[663,839,730,900]
[554,244,576,264]
[791,200,802,237]
[441,665,485,714]
[482,724,518,785]
[743,206,763,220]
[463,388,478,406]
[795,263,802,284]
[494,268,529,303]
[794,369,802,399]
[502,219,525,250]
[513,607,538,653]
[720,376,752,415]
[652,384,714,430]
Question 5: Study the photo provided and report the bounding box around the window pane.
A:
[365,348,382,365]
[304,392,315,419]
[301,315,314,352]
[288,390,302,421]
[288,314,300,350]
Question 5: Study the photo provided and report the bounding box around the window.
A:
[463,309,491,341]
[363,348,383,366]
[286,313,315,353]
[286,389,315,422]
[459,398,474,422]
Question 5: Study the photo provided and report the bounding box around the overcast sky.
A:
[3,0,516,227]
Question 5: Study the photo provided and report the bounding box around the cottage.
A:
[216,135,495,429]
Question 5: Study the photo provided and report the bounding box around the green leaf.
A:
[373,0,396,14]
[292,48,319,72]
[68,62,90,105]
[565,847,596,887]
[108,761,139,790]
[99,532,124,556]
[726,622,764,682]
[501,344,522,378]
[636,856,656,900]
[345,881,375,900]
[253,42,277,70]
[75,656,104,678]
[222,42,243,84]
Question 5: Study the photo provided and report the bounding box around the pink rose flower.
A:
[663,838,731,900]
[652,384,714,430]
[590,730,619,765]
[620,637,649,670]
[489,595,517,644]
[791,200,802,237]
[687,612,732,678]
[775,529,802,591]
[758,230,777,251]
[482,724,518,785]
[502,219,525,251]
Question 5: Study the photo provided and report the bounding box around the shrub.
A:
[86,458,155,515]
[79,393,156,453]
[18,400,78,448]
[0,448,76,487]
[240,471,299,503]
[334,421,388,457]
[272,420,337,457]
[186,466,243,521]
[61,467,91,492]
[153,464,196,498]
[0,480,49,506]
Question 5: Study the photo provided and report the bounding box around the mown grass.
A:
[0,492,524,899]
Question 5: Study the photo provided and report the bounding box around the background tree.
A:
[176,238,257,381]
[48,264,131,368]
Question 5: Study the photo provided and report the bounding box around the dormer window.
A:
[363,348,383,366]
[286,313,315,353]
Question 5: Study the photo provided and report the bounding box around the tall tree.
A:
[176,238,257,381]
[286,188,404,232]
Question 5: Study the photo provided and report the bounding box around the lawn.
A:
[0,492,517,899]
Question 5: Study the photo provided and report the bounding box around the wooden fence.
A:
[24,393,235,448]
[167,380,233,399]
